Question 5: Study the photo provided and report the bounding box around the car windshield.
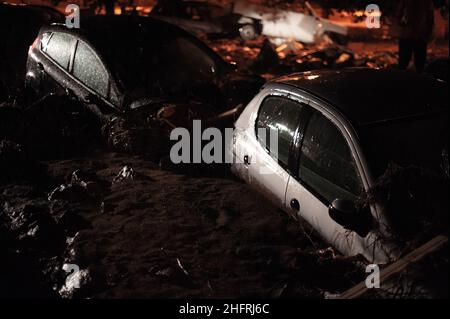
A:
[86,19,228,97]
[359,111,449,179]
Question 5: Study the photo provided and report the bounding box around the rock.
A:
[48,184,91,203]
[70,169,110,197]
[2,202,66,254]
[113,165,135,183]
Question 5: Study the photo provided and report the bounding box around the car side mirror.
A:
[329,198,373,237]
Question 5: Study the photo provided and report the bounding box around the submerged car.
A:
[233,0,348,44]
[230,68,449,263]
[25,15,263,119]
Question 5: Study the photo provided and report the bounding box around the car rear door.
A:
[38,31,76,96]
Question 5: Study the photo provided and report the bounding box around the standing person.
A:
[396,0,435,73]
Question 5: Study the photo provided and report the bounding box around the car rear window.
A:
[44,32,73,69]
[72,40,108,98]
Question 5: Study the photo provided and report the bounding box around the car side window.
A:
[72,40,109,98]
[256,96,303,168]
[40,33,52,52]
[299,111,363,203]
[44,32,73,69]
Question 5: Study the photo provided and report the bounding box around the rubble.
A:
[249,38,280,73]
[48,184,92,203]
[208,37,402,80]
[113,165,136,183]
[102,116,169,159]
[233,0,348,44]
[1,198,65,255]
[362,164,449,249]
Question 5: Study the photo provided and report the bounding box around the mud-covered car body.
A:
[231,68,449,263]
[0,3,63,87]
[25,15,263,119]
[233,0,347,44]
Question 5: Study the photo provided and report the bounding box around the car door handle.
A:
[244,155,250,166]
[290,199,300,211]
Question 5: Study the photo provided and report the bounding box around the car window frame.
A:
[39,29,122,113]
[68,38,122,111]
[254,94,308,174]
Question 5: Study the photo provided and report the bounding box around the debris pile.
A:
[209,37,403,79]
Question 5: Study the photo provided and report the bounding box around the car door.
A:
[69,39,118,115]
[244,95,305,208]
[38,31,76,96]
[285,103,388,262]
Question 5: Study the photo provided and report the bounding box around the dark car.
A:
[231,68,449,263]
[150,0,261,40]
[25,15,263,119]
[0,3,64,88]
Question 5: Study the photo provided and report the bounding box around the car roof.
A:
[273,68,449,127]
[40,14,228,92]
[42,14,216,48]
[51,14,184,37]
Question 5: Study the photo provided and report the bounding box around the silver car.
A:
[230,68,449,264]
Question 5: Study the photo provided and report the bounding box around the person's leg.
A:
[414,39,428,73]
[399,38,414,70]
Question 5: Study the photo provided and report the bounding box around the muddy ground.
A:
[1,37,449,299]
[1,146,369,299]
